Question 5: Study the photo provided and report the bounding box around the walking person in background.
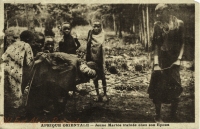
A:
[59,22,80,54]
[86,20,108,102]
[148,4,185,122]
[2,29,34,118]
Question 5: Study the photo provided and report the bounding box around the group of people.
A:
[3,20,107,119]
[2,3,185,123]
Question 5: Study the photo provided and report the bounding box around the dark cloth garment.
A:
[148,17,184,104]
[151,20,184,55]
[26,52,98,113]
[32,52,98,91]
[59,34,80,54]
[32,52,80,91]
[26,52,79,112]
[148,51,183,104]
[86,30,105,80]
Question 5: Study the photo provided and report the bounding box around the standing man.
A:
[59,22,80,54]
[86,20,107,102]
[148,4,184,122]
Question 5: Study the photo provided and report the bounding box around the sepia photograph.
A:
[0,0,198,128]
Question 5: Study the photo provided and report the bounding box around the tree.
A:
[4,3,47,32]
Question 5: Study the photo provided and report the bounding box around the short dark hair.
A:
[20,30,35,43]
[62,22,70,26]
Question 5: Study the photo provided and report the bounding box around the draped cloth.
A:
[86,30,106,80]
[33,52,80,91]
[32,52,98,91]
[27,52,98,111]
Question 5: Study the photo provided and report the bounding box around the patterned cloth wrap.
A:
[3,41,34,108]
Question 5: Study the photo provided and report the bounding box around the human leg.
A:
[102,77,107,96]
[170,98,179,122]
[154,102,163,123]
[93,79,100,101]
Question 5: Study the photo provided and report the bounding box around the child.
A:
[86,21,107,102]
[59,22,80,54]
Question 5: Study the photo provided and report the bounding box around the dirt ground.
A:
[17,66,194,123]
[15,56,194,123]
[63,68,194,123]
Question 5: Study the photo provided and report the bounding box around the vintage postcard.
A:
[0,0,199,128]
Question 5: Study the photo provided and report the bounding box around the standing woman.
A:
[2,29,34,118]
[59,22,80,54]
[148,4,185,122]
[86,21,107,101]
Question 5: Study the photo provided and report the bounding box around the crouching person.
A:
[27,50,99,118]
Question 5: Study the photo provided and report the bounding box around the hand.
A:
[88,69,96,76]
[171,59,181,67]
[35,53,47,65]
[154,64,161,71]
[35,59,43,65]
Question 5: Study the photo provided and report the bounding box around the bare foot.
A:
[154,116,164,123]
[102,95,108,102]
[93,95,100,102]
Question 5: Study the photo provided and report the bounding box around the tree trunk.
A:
[5,10,8,29]
[132,23,135,33]
[25,4,35,33]
[113,14,118,35]
[142,6,147,49]
[7,21,9,29]
[101,16,104,30]
[146,5,150,52]
[118,12,122,38]
[16,19,19,27]
[141,22,144,44]
[113,14,116,32]
[139,23,141,42]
